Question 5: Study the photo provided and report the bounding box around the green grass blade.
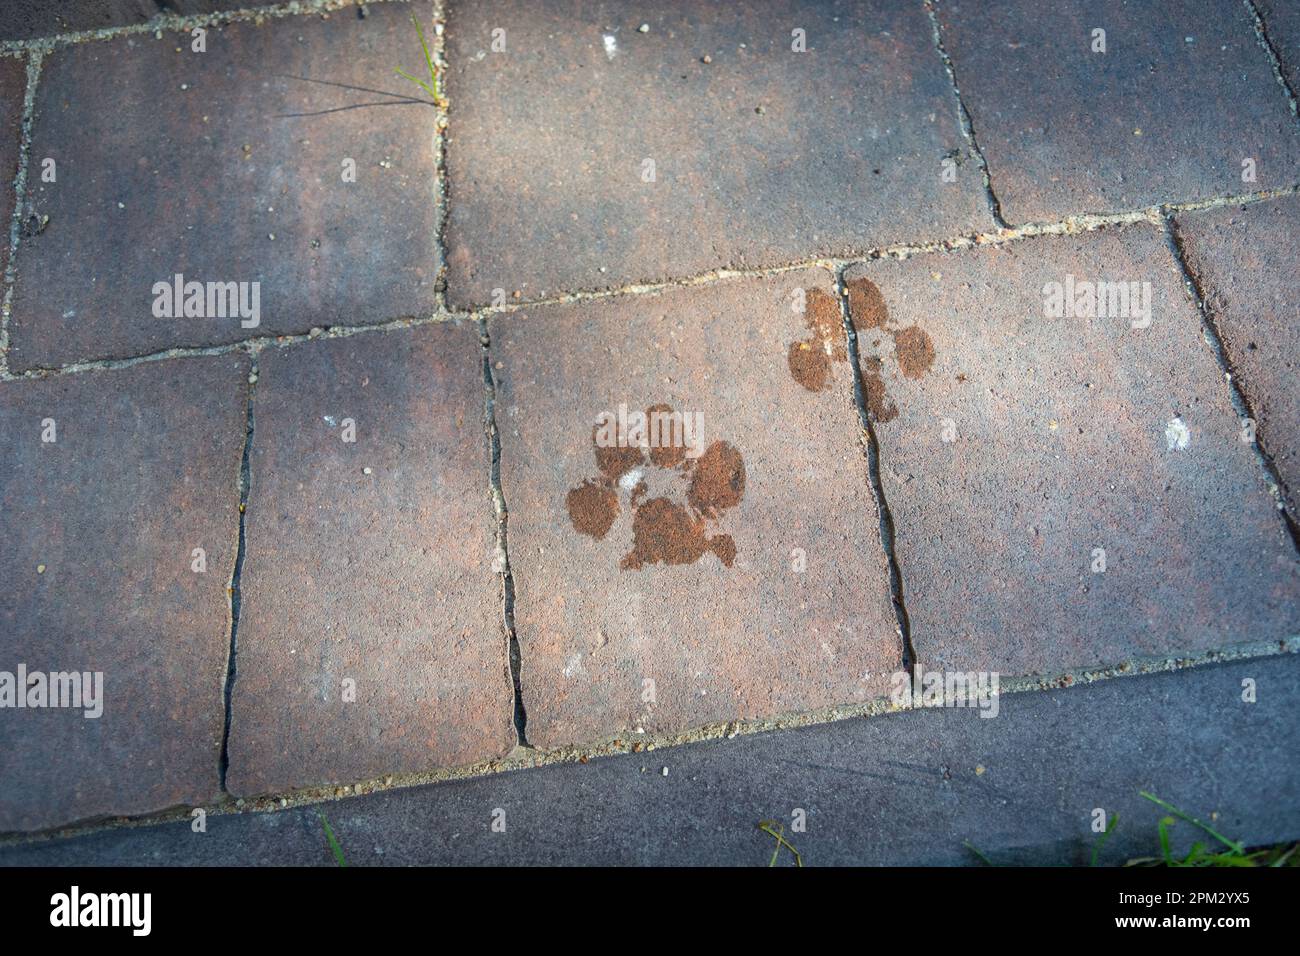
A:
[1090,812,1118,867]
[318,810,348,867]
[963,840,993,866]
[394,68,437,100]
[1157,816,1175,866]
[1139,792,1245,855]
[409,11,439,99]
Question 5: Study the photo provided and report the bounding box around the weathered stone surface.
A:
[6,654,1298,865]
[934,0,1300,222]
[9,2,439,371]
[1175,197,1300,520]
[0,55,23,281]
[225,323,514,798]
[444,0,990,308]
[0,354,247,832]
[491,269,901,749]
[845,225,1299,677]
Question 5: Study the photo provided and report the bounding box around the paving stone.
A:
[844,225,1300,678]
[0,55,24,280]
[444,0,990,309]
[0,0,286,42]
[5,654,1298,865]
[1175,197,1300,520]
[934,0,1300,223]
[1257,0,1300,95]
[0,354,248,832]
[8,2,439,372]
[490,269,900,749]
[225,323,513,798]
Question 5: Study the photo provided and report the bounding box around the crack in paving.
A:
[0,49,41,380]
[219,359,257,792]
[478,317,529,749]
[923,0,1008,229]
[835,270,917,670]
[1245,0,1300,122]
[1164,215,1300,552]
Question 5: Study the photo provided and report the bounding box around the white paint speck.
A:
[603,34,617,59]
[1165,417,1190,451]
[323,415,337,427]
[618,467,644,493]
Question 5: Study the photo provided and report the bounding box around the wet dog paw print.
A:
[565,403,745,570]
[843,276,935,423]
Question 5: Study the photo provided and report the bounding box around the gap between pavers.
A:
[0,353,248,833]
[223,321,514,799]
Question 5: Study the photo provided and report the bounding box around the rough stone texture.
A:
[934,0,1300,223]
[5,654,1297,865]
[491,269,901,749]
[0,354,247,832]
[8,2,439,372]
[1257,0,1300,95]
[225,324,514,798]
[0,55,23,280]
[1175,196,1300,519]
[0,0,286,42]
[444,0,990,309]
[845,225,1299,678]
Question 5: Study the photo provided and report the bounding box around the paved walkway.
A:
[1,1,1297,860]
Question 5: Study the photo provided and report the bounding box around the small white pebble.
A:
[363,467,373,475]
[638,23,649,33]
[661,766,668,777]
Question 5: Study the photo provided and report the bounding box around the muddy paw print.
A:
[843,276,934,423]
[565,403,745,570]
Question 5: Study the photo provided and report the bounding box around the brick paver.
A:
[844,225,1299,677]
[0,55,23,279]
[8,2,439,372]
[1175,196,1300,518]
[0,354,247,832]
[225,323,513,798]
[491,269,900,749]
[934,0,1300,223]
[444,0,990,308]
[1258,0,1300,95]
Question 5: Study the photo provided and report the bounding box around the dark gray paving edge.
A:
[2,654,1297,866]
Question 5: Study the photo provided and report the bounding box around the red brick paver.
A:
[934,0,1300,223]
[845,226,1299,677]
[9,2,439,372]
[225,324,513,798]
[1175,196,1300,518]
[0,355,247,832]
[491,269,900,749]
[444,0,990,308]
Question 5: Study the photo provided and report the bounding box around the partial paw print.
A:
[844,276,935,423]
[565,404,745,570]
